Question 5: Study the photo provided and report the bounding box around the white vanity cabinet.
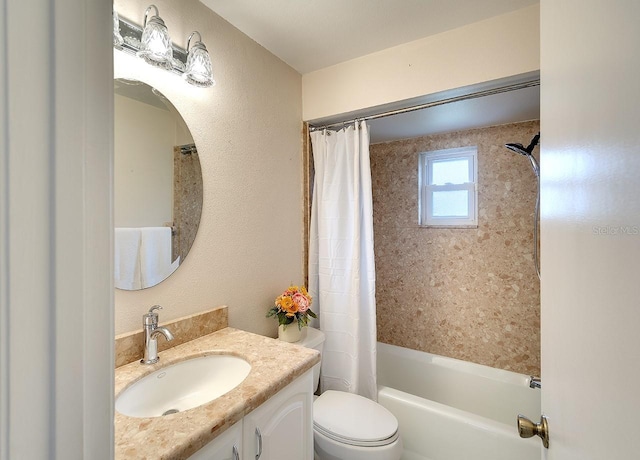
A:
[243,370,314,460]
[189,369,313,460]
[188,421,242,460]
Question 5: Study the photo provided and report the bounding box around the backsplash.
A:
[115,305,228,367]
[371,121,541,376]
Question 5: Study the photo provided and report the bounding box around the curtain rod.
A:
[308,79,540,132]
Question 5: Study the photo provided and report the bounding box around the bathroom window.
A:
[419,146,478,227]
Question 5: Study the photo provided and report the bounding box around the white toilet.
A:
[297,328,403,460]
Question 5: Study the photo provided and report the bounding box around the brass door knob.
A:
[517,414,549,448]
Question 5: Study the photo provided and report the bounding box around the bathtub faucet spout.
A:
[529,376,541,389]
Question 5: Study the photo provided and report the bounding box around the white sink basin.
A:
[115,354,251,418]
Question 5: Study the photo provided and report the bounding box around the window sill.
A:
[419,224,478,229]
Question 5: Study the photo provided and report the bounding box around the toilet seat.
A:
[313,390,399,448]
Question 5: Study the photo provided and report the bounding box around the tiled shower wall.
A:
[371,121,541,376]
[173,148,203,263]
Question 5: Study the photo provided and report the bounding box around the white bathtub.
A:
[377,342,541,460]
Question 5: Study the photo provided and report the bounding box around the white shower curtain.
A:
[308,121,377,401]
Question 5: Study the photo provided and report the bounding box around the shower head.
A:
[505,142,529,155]
[505,133,540,156]
[505,132,540,177]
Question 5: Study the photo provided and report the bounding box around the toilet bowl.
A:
[296,328,403,460]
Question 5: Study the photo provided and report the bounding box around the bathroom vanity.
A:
[114,327,319,459]
[189,372,313,460]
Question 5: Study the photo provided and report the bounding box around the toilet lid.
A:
[313,391,399,447]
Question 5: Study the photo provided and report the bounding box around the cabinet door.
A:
[188,421,242,460]
[243,370,313,460]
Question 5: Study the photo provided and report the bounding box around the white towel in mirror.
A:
[114,228,142,290]
[140,227,174,288]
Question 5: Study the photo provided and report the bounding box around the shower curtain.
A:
[309,121,377,401]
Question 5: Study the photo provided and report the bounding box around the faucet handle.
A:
[143,305,163,326]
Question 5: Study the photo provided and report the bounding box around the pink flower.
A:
[292,292,310,313]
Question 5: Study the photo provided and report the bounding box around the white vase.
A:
[278,323,303,343]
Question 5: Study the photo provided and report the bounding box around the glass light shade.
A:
[113,10,124,47]
[137,16,173,70]
[172,58,186,72]
[184,42,215,87]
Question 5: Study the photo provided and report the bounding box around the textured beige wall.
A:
[302,4,539,121]
[371,121,541,375]
[114,93,175,228]
[114,0,303,335]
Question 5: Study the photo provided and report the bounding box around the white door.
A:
[1,0,113,458]
[540,1,640,459]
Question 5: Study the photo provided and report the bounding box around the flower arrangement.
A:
[266,285,317,330]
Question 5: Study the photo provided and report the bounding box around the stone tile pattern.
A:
[371,121,541,376]
[115,327,319,460]
[115,305,228,368]
[173,147,203,263]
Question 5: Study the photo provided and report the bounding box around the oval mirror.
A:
[114,79,203,290]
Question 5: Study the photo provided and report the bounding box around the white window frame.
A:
[418,146,478,227]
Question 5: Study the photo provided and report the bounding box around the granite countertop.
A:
[115,327,320,459]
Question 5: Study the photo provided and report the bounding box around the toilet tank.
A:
[298,327,325,392]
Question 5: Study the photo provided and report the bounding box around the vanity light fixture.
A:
[113,9,124,47]
[184,32,215,87]
[137,5,173,70]
[113,6,214,88]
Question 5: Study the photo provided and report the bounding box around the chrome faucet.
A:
[141,305,174,364]
[529,376,541,389]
